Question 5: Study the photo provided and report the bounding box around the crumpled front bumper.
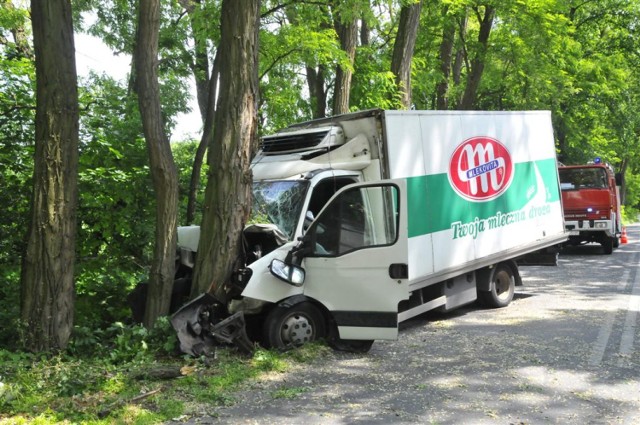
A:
[170,293,254,356]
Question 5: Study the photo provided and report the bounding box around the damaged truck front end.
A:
[170,179,317,355]
[170,119,380,355]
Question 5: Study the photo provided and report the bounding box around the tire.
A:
[613,236,620,249]
[601,237,614,255]
[477,264,515,308]
[263,302,326,350]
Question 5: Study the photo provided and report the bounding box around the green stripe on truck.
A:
[406,158,560,238]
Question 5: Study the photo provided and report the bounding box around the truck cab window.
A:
[559,168,607,190]
[310,185,398,256]
[306,177,358,219]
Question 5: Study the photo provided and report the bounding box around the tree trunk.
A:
[306,64,328,119]
[458,5,495,110]
[21,0,79,352]
[191,0,259,301]
[390,1,422,109]
[453,12,469,87]
[332,15,357,115]
[134,0,180,328]
[436,5,455,110]
[186,52,220,224]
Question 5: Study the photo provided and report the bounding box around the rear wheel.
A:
[477,264,515,308]
[263,302,326,350]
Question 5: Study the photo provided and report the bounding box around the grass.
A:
[0,338,330,424]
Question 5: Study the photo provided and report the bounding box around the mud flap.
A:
[170,293,254,356]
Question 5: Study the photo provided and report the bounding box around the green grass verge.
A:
[0,343,330,424]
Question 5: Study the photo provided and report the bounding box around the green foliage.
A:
[68,316,177,361]
[0,267,20,347]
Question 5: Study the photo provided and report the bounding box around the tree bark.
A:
[332,14,357,115]
[134,0,180,327]
[458,5,495,110]
[21,0,79,352]
[191,0,259,301]
[390,1,422,109]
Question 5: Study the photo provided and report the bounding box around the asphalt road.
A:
[171,224,640,425]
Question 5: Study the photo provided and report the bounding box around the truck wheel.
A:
[263,302,326,350]
[601,237,614,254]
[613,236,620,248]
[478,264,515,308]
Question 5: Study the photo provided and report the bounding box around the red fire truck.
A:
[558,160,622,254]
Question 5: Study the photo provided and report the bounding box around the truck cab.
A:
[558,162,622,254]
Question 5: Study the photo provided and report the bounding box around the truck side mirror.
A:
[303,210,314,231]
[270,259,305,286]
[615,172,622,186]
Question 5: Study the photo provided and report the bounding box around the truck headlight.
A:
[595,222,608,229]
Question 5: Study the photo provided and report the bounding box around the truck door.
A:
[302,180,409,341]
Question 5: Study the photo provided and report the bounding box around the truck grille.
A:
[259,126,344,155]
[261,131,329,153]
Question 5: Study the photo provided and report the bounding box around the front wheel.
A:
[601,237,614,255]
[477,264,515,308]
[262,302,326,350]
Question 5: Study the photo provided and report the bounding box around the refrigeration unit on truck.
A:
[558,161,622,254]
[171,109,567,354]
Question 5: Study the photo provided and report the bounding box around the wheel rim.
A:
[494,269,513,301]
[280,312,315,346]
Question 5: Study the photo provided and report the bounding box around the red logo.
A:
[449,137,514,201]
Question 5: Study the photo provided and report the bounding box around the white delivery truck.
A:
[172,109,567,354]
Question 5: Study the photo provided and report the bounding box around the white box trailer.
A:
[172,109,567,353]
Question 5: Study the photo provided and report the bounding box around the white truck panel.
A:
[384,111,557,176]
[381,110,564,284]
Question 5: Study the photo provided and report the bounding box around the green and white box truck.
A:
[173,109,567,353]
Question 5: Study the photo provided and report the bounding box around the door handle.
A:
[388,263,408,279]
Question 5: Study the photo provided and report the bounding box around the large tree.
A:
[20,0,79,352]
[332,6,358,114]
[191,0,260,300]
[390,0,422,108]
[134,0,180,327]
[457,3,495,110]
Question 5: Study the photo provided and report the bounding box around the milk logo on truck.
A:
[449,136,514,201]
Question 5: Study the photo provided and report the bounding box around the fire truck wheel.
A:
[613,236,620,248]
[601,237,614,255]
[478,264,515,308]
[263,302,326,350]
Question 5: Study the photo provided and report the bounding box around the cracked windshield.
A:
[252,180,310,240]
